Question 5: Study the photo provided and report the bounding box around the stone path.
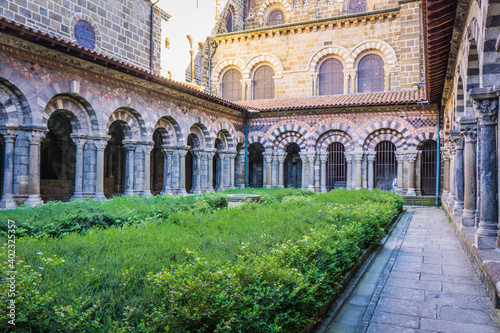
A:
[318,208,500,333]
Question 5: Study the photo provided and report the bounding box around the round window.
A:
[74,21,96,50]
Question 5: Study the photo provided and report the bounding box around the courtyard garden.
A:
[0,188,403,332]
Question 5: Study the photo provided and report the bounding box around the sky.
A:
[156,0,229,82]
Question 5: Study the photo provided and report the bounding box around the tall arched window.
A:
[268,10,284,26]
[253,65,275,100]
[358,54,384,93]
[375,141,397,191]
[226,11,233,32]
[222,69,242,101]
[319,58,344,96]
[420,140,437,195]
[327,143,347,190]
[348,0,366,14]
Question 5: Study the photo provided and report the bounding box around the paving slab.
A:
[317,208,500,333]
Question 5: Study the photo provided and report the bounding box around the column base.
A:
[461,209,476,227]
[142,190,152,198]
[178,189,188,196]
[264,185,272,189]
[320,186,327,193]
[207,187,214,192]
[441,190,449,201]
[124,190,135,196]
[94,192,107,200]
[356,187,362,190]
[71,192,85,200]
[161,188,172,195]
[406,188,417,196]
[368,187,374,191]
[453,200,464,216]
[475,231,498,249]
[25,195,43,206]
[0,195,16,209]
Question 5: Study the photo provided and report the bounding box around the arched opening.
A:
[375,141,397,191]
[40,112,76,202]
[248,142,264,188]
[319,58,344,96]
[253,65,275,100]
[104,122,126,198]
[222,69,242,101]
[327,142,347,190]
[420,140,437,195]
[284,143,302,188]
[151,129,164,195]
[226,10,233,32]
[358,54,384,93]
[268,9,284,26]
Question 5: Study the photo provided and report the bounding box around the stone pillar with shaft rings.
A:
[176,146,189,196]
[471,91,498,248]
[320,152,329,192]
[123,140,137,196]
[449,130,464,216]
[205,148,216,192]
[0,129,17,208]
[141,142,154,198]
[93,136,110,200]
[70,134,87,200]
[353,151,364,190]
[459,116,477,227]
[441,147,450,201]
[367,151,376,191]
[406,150,418,196]
[395,151,405,194]
[161,145,174,195]
[263,151,273,188]
[26,129,47,206]
[447,141,457,208]
[278,152,286,188]
[344,152,352,189]
[307,151,316,191]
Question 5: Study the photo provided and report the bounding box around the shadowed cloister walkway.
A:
[317,208,500,333]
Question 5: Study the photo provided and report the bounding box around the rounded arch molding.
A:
[316,130,353,152]
[212,57,246,82]
[275,131,307,151]
[349,40,397,68]
[257,0,292,19]
[308,45,350,73]
[243,53,284,78]
[43,95,95,134]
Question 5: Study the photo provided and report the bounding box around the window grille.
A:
[319,58,344,95]
[421,140,437,195]
[348,0,366,14]
[221,69,242,101]
[327,143,347,190]
[74,21,96,50]
[358,54,384,93]
[268,10,284,26]
[253,65,275,100]
[375,141,397,191]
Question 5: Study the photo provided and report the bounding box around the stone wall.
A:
[0,0,169,74]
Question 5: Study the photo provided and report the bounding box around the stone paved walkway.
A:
[319,208,500,333]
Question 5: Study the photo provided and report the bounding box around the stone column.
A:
[0,129,17,208]
[176,146,189,196]
[93,137,110,200]
[191,149,203,194]
[299,152,307,189]
[320,152,328,192]
[25,130,46,206]
[471,94,498,248]
[70,134,87,200]
[447,142,457,208]
[307,151,316,191]
[217,152,226,191]
[205,149,216,192]
[229,151,237,189]
[406,150,418,196]
[123,140,136,196]
[263,151,272,188]
[344,152,352,189]
[271,152,278,187]
[353,151,364,190]
[450,131,464,216]
[395,152,405,194]
[278,152,286,188]
[441,148,450,201]
[367,151,376,191]
[415,151,422,196]
[141,143,154,198]
[460,117,477,226]
[161,145,174,195]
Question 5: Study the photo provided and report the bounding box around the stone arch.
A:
[413,132,439,148]
[316,130,353,152]
[0,76,32,126]
[363,129,407,151]
[349,40,397,68]
[311,122,355,146]
[69,13,102,51]
[214,122,236,149]
[359,121,410,149]
[268,123,309,148]
[212,57,246,83]
[43,95,93,134]
[222,1,242,31]
[257,0,291,22]
[244,53,284,78]
[107,108,144,140]
[188,122,212,148]
[154,117,183,146]
[308,46,351,73]
[248,131,267,148]
[275,131,307,151]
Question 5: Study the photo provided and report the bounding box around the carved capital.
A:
[123,140,137,151]
[474,99,498,125]
[142,143,154,155]
[72,138,87,149]
[29,130,46,145]
[94,140,108,151]
[367,151,376,163]
[161,145,175,156]
[263,151,273,164]
[459,124,477,143]
[320,152,329,163]
[353,152,364,163]
[0,129,17,142]
[406,153,418,163]
[277,152,286,163]
[449,130,464,150]
[395,151,405,163]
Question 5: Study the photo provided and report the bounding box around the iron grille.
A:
[358,54,384,93]
[421,140,437,195]
[222,69,242,101]
[319,59,344,96]
[253,65,275,100]
[375,141,397,191]
[348,0,367,14]
[268,10,284,26]
[327,143,347,190]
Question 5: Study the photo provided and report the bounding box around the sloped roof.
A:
[236,88,426,112]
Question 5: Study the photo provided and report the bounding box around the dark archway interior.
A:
[104,122,126,198]
[151,129,164,195]
[248,142,264,188]
[420,140,437,195]
[186,134,197,193]
[327,142,347,190]
[375,141,397,191]
[40,111,76,202]
[284,143,302,188]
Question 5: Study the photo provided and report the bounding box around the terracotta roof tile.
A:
[236,88,426,112]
